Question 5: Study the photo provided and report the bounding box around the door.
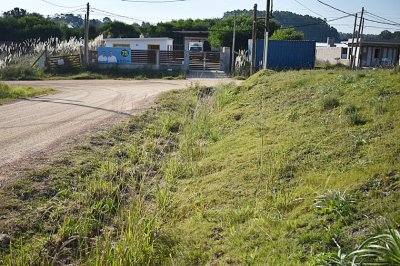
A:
[147,45,160,64]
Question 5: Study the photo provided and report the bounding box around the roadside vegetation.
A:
[0,83,54,104]
[0,69,399,265]
[0,66,185,81]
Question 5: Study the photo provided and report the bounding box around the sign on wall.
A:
[98,47,131,64]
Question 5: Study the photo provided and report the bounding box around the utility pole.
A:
[354,7,364,69]
[357,17,365,68]
[263,0,271,69]
[231,11,236,75]
[350,13,358,69]
[84,2,90,68]
[251,3,257,75]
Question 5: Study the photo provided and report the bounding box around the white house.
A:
[316,37,349,65]
[104,37,174,51]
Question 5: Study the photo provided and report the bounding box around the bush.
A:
[0,65,43,80]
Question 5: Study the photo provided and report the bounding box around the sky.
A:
[2,0,400,34]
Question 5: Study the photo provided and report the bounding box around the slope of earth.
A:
[0,69,399,265]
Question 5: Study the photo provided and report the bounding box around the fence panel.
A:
[160,51,184,65]
[46,54,81,71]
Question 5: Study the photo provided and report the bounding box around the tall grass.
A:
[0,82,54,103]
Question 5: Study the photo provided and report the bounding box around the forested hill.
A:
[224,10,340,42]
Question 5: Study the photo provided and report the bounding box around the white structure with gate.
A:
[104,37,174,51]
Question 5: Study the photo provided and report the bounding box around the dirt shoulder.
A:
[0,78,235,185]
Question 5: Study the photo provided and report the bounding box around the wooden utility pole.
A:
[251,4,257,75]
[231,11,236,74]
[263,0,271,69]
[354,7,364,69]
[350,13,358,69]
[357,17,365,68]
[84,2,90,68]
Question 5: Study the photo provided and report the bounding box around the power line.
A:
[316,0,354,16]
[39,0,85,9]
[294,0,325,18]
[365,11,400,26]
[316,0,400,26]
[91,7,146,22]
[364,25,400,31]
[280,14,353,30]
[121,0,190,3]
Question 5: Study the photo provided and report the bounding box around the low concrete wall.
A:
[316,47,349,65]
[97,63,183,71]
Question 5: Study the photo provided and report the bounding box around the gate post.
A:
[221,47,231,73]
[203,52,206,71]
[184,51,190,71]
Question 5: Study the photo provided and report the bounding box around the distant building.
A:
[103,37,174,51]
[316,37,350,65]
[348,39,400,68]
[316,37,400,68]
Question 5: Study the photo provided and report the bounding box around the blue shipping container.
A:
[248,39,316,70]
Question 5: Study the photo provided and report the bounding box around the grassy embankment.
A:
[0,65,185,81]
[0,83,54,104]
[0,69,399,265]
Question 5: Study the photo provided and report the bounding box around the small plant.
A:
[353,224,400,265]
[288,111,300,122]
[347,113,367,126]
[317,249,357,266]
[314,190,355,216]
[322,97,340,110]
[344,105,357,115]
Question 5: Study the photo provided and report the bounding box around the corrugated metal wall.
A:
[248,40,316,70]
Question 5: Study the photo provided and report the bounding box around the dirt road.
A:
[0,79,232,182]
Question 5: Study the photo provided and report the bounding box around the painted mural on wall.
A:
[98,47,131,64]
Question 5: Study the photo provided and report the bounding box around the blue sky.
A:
[2,0,400,34]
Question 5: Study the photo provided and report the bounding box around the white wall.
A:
[105,39,173,51]
[316,47,349,65]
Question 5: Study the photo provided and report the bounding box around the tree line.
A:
[1,7,398,49]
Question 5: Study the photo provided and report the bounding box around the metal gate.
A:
[189,52,221,71]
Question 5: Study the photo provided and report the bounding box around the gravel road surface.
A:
[0,79,232,182]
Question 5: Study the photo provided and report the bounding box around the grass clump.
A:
[322,96,340,110]
[0,83,54,104]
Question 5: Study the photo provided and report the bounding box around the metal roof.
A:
[104,37,173,41]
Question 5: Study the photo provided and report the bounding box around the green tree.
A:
[101,21,140,38]
[270,28,304,40]
[3,8,27,19]
[379,30,394,40]
[209,15,280,50]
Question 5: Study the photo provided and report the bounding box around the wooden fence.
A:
[46,54,81,71]
[160,51,184,65]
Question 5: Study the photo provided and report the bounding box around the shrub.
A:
[0,65,43,80]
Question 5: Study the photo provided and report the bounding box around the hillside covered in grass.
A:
[0,69,399,265]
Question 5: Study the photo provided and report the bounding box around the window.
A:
[148,44,160,50]
[374,48,381,59]
[341,47,348,59]
[113,44,130,48]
